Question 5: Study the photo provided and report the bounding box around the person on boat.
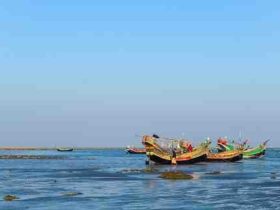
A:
[171,147,177,165]
[242,139,249,149]
[217,137,228,146]
[179,140,193,153]
[187,143,193,152]
[217,137,229,152]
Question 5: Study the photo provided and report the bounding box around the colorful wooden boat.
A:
[207,150,243,162]
[142,135,210,165]
[126,147,146,154]
[243,143,267,159]
[217,139,269,159]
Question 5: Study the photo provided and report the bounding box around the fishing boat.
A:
[243,141,268,159]
[142,135,210,165]
[57,148,74,152]
[125,146,146,154]
[207,150,243,162]
[217,138,269,159]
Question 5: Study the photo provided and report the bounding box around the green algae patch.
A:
[4,195,19,201]
[142,167,159,173]
[121,167,159,174]
[160,171,194,180]
[63,192,83,196]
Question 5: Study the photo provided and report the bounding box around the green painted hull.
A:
[219,143,267,159]
[243,145,265,159]
[217,143,235,152]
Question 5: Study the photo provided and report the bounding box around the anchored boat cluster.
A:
[126,135,269,165]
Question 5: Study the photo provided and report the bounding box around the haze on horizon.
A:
[0,0,280,147]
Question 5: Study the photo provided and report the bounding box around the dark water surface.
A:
[0,149,280,210]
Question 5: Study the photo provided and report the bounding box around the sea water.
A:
[0,149,280,210]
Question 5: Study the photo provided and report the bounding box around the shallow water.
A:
[0,149,280,209]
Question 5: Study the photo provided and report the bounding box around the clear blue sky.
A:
[0,0,280,147]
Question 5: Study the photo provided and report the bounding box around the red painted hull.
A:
[126,148,146,154]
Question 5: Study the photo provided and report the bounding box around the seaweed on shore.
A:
[63,192,83,197]
[160,171,194,180]
[121,167,159,174]
[4,195,19,201]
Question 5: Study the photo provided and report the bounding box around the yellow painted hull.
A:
[207,150,243,162]
[142,136,210,164]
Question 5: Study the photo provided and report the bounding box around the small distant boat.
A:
[126,147,146,154]
[57,148,73,152]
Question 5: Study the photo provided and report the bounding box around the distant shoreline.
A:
[0,147,125,150]
[0,146,276,150]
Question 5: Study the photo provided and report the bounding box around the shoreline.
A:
[0,147,126,150]
[0,147,277,150]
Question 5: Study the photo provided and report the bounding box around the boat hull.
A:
[148,153,207,165]
[207,153,243,162]
[175,153,207,164]
[57,148,73,152]
[243,142,267,159]
[243,149,265,159]
[126,148,146,154]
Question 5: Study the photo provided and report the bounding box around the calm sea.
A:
[0,148,280,210]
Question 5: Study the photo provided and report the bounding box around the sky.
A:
[0,0,280,147]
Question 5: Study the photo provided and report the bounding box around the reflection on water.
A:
[0,149,279,209]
